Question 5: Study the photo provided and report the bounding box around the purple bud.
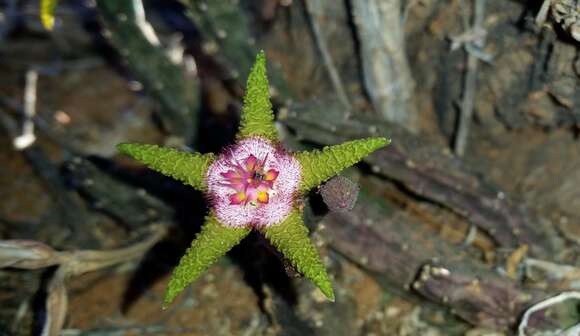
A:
[320,176,359,212]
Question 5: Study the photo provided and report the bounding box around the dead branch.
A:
[517,291,580,335]
[63,157,173,230]
[454,0,486,156]
[0,224,167,336]
[304,0,352,117]
[317,189,551,330]
[350,0,418,131]
[284,99,559,257]
[41,268,68,336]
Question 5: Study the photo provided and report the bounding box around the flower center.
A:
[220,154,279,206]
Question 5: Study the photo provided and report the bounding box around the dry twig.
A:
[350,0,417,130]
[13,69,38,150]
[0,224,167,336]
[454,0,486,156]
[517,291,580,336]
[304,0,352,117]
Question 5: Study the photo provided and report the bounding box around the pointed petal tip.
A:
[162,282,179,309]
[249,50,267,76]
[159,216,251,310]
[256,50,266,63]
[371,137,391,149]
[116,143,151,159]
[162,290,177,310]
[237,50,278,140]
[263,211,336,304]
[326,292,336,302]
[318,277,335,302]
[318,283,335,302]
[115,143,214,190]
[296,136,391,192]
[116,143,132,154]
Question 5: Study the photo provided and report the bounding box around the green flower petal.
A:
[40,0,58,30]
[117,143,214,191]
[164,214,250,307]
[237,51,278,141]
[296,137,390,192]
[262,210,334,301]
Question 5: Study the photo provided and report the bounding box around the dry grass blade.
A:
[1,225,166,335]
[61,224,167,276]
[41,268,68,336]
[454,0,486,156]
[525,258,580,290]
[0,240,63,269]
[518,291,580,335]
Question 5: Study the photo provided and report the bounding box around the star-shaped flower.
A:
[118,51,389,307]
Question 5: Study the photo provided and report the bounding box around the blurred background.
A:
[0,0,579,335]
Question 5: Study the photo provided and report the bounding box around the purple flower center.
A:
[206,137,301,228]
[220,154,279,206]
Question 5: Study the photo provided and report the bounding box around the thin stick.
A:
[13,69,38,150]
[534,0,552,27]
[131,0,161,46]
[11,301,29,333]
[518,291,580,335]
[454,0,486,156]
[304,0,352,117]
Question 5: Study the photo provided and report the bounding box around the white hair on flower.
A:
[206,137,301,228]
